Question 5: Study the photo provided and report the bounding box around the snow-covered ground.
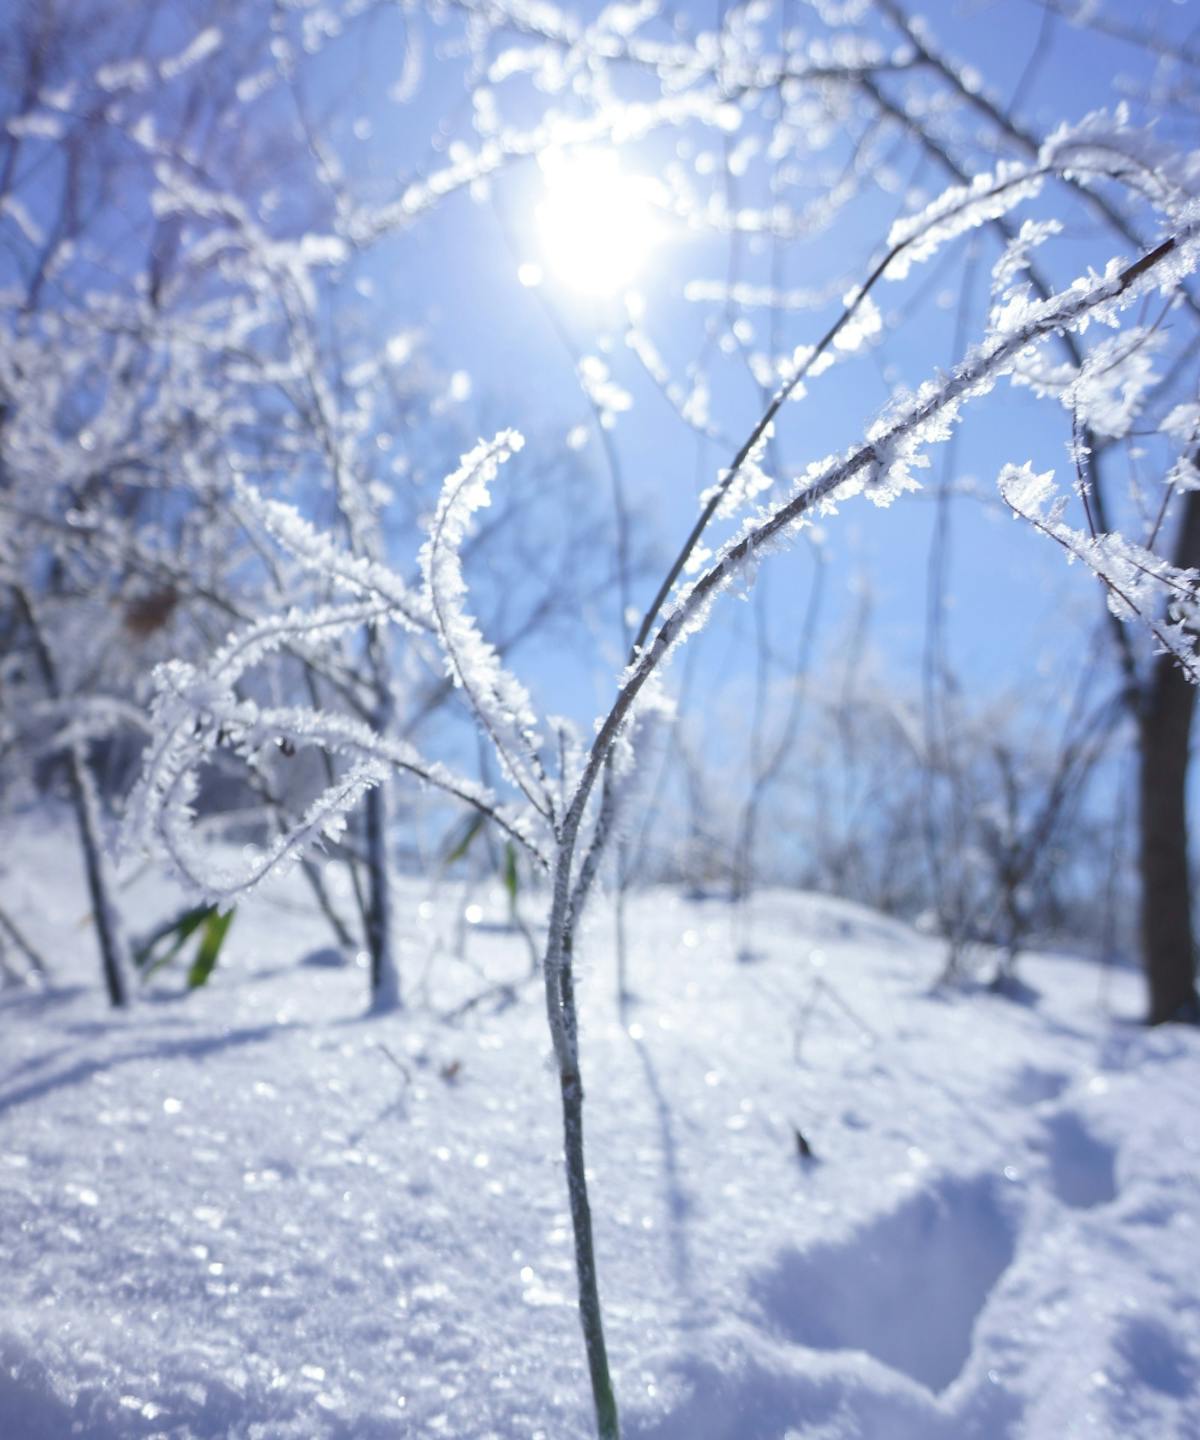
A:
[2,821,1198,1439]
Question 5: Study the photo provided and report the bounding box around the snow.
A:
[2,820,1199,1439]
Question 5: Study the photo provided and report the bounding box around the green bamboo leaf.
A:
[187,908,235,990]
[136,904,212,978]
[503,841,519,908]
[444,810,486,865]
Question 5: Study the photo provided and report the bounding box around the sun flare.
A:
[534,149,662,297]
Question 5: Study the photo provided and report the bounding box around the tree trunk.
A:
[1137,487,1200,1024]
[363,621,401,1010]
[12,585,127,1005]
[364,780,399,1010]
[68,740,129,1008]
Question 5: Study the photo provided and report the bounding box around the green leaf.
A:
[444,811,486,866]
[187,908,235,990]
[502,841,519,909]
[135,905,212,978]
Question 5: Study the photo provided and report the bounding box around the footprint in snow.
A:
[1037,1109,1118,1210]
[750,1174,1018,1394]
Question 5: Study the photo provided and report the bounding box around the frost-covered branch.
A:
[234,482,431,630]
[129,432,569,913]
[873,0,1200,315]
[1000,463,1200,685]
[129,645,548,908]
[575,211,1200,877]
[627,131,1172,661]
[420,431,556,822]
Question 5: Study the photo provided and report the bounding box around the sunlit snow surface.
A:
[2,822,1199,1439]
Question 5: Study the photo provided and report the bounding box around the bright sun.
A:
[534,149,662,297]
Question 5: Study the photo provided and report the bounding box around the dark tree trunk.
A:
[1137,488,1200,1025]
[13,586,127,1005]
[362,624,398,1009]
[67,742,129,1008]
[364,780,397,1006]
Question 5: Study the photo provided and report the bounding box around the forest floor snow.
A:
[1,822,1198,1439]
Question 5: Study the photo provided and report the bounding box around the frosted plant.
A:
[130,186,1200,1432]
